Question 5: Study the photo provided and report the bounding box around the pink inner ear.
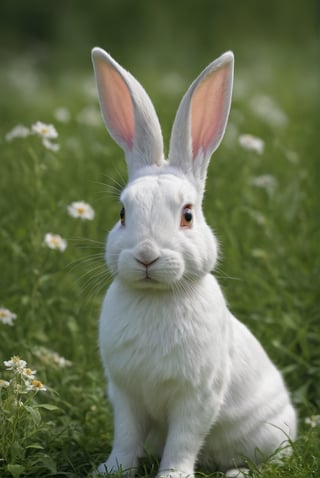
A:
[97,59,135,149]
[191,64,230,159]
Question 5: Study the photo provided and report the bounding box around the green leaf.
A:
[25,442,44,450]
[29,454,57,474]
[34,403,60,411]
[25,405,41,426]
[6,464,26,478]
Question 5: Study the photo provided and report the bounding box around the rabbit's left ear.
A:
[168,52,234,185]
[92,48,164,178]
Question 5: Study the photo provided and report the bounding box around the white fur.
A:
[91,47,297,477]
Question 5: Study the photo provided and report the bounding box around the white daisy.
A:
[4,356,27,371]
[42,138,60,152]
[32,121,58,139]
[26,379,47,392]
[239,134,265,155]
[305,415,320,428]
[5,125,30,141]
[67,200,95,220]
[44,233,67,252]
[21,367,37,381]
[0,308,17,326]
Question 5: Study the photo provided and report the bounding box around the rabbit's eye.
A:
[120,206,126,226]
[181,204,193,228]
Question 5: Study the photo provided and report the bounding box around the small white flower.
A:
[26,379,47,392]
[54,107,70,123]
[67,200,95,220]
[4,356,27,371]
[0,308,17,326]
[250,174,278,196]
[52,354,72,368]
[0,379,10,388]
[34,347,72,368]
[21,367,37,381]
[239,134,265,154]
[305,415,320,428]
[42,138,60,152]
[250,94,288,128]
[44,233,67,252]
[32,121,58,139]
[5,125,30,141]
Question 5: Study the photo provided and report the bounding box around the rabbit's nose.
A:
[134,241,160,267]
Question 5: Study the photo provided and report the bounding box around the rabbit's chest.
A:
[102,315,216,419]
[101,304,205,386]
[99,279,229,413]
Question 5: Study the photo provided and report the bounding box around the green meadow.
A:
[0,1,319,476]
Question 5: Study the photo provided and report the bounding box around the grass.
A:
[0,43,319,478]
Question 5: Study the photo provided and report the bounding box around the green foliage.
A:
[0,356,59,476]
[0,2,319,476]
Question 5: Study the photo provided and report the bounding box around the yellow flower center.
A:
[31,380,43,389]
[50,237,60,246]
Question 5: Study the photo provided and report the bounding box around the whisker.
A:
[214,265,241,282]
[80,270,110,295]
[67,254,105,274]
[92,171,128,201]
[77,263,107,281]
[77,265,111,304]
[68,237,105,249]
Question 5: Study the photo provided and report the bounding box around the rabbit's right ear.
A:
[92,48,164,178]
[168,52,234,189]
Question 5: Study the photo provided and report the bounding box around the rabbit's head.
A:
[92,48,233,290]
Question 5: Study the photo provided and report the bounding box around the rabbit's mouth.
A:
[127,275,171,291]
[124,268,182,291]
[138,277,165,289]
[117,247,185,290]
[137,263,172,288]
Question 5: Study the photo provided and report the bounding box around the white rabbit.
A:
[91,47,297,478]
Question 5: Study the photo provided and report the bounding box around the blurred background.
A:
[1,0,319,76]
[1,0,319,153]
